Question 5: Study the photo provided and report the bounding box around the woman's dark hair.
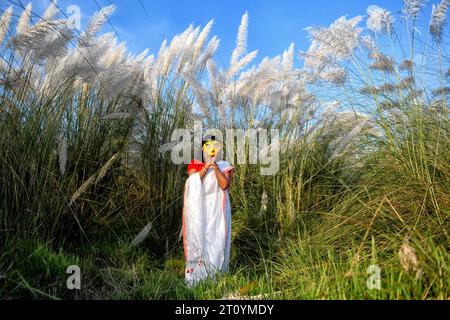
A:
[202,135,216,146]
[201,135,217,163]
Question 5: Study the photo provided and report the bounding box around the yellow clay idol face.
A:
[203,141,221,157]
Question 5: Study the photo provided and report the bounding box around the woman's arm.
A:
[212,164,233,190]
[188,163,211,179]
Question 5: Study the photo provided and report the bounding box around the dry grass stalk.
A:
[69,152,120,205]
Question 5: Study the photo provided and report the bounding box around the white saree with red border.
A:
[182,160,233,287]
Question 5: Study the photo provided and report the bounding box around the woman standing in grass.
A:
[182,135,234,287]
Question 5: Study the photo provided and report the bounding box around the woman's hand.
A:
[207,156,217,169]
[211,160,232,190]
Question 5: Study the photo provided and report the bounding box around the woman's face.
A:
[203,141,221,158]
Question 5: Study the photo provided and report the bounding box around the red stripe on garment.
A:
[182,183,188,262]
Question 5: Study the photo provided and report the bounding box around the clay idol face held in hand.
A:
[203,140,221,157]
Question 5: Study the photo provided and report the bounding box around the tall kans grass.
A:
[0,1,449,299]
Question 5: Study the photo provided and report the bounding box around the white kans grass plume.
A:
[194,19,214,60]
[228,12,258,78]
[10,19,69,52]
[96,153,120,183]
[319,67,347,86]
[403,0,427,19]
[378,83,397,94]
[58,131,68,176]
[398,76,416,89]
[302,16,364,87]
[35,26,73,61]
[323,100,341,118]
[430,0,450,42]
[0,6,13,45]
[431,86,450,97]
[79,5,116,46]
[260,189,268,214]
[330,117,370,160]
[304,16,363,61]
[361,35,380,58]
[42,0,59,22]
[300,45,338,73]
[183,13,309,126]
[69,153,120,206]
[231,12,249,68]
[282,43,295,73]
[398,237,422,279]
[181,70,212,120]
[1,1,449,166]
[399,59,414,71]
[16,2,32,35]
[129,223,153,249]
[367,5,395,34]
[370,53,396,73]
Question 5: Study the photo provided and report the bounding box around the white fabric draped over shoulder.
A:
[182,160,233,287]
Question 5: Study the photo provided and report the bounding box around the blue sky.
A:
[1,0,445,67]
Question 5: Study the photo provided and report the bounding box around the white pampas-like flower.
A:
[398,76,415,89]
[359,85,380,95]
[35,26,73,61]
[79,5,116,46]
[260,189,268,214]
[399,59,414,71]
[361,35,380,58]
[207,58,221,97]
[95,153,120,183]
[99,41,126,68]
[58,131,68,176]
[367,5,395,34]
[305,16,363,61]
[378,83,396,93]
[227,50,258,78]
[430,0,450,42]
[330,117,369,160]
[398,237,422,278]
[192,35,220,70]
[403,0,427,19]
[432,86,450,97]
[282,43,294,73]
[182,70,211,119]
[16,2,32,35]
[230,12,249,67]
[11,19,68,51]
[129,223,152,248]
[323,100,341,119]
[0,6,13,45]
[42,1,59,21]
[320,67,347,86]
[194,19,214,59]
[228,12,258,78]
[301,47,337,72]
[370,53,395,73]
